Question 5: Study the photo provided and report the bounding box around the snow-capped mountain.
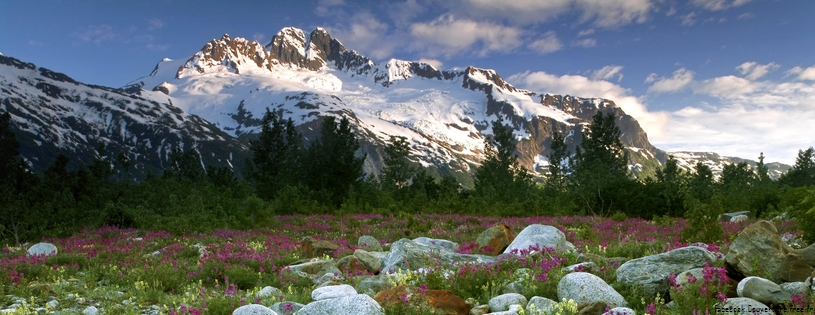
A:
[670,151,790,180]
[3,26,782,182]
[120,27,667,182]
[0,55,248,177]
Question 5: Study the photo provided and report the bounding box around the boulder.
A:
[354,274,394,296]
[730,215,748,223]
[558,272,627,307]
[716,297,774,315]
[488,293,527,312]
[737,276,791,305]
[284,259,342,284]
[780,281,810,299]
[726,221,814,283]
[358,235,383,251]
[232,304,277,315]
[792,243,815,267]
[616,246,717,295]
[413,237,459,251]
[526,296,558,314]
[576,301,606,315]
[300,236,339,258]
[503,224,576,255]
[722,211,751,221]
[336,255,368,275]
[469,304,490,315]
[27,242,58,257]
[256,286,283,299]
[499,281,524,294]
[312,284,357,301]
[381,238,496,273]
[353,249,383,273]
[486,304,523,315]
[297,294,384,315]
[374,284,469,315]
[476,223,515,255]
[269,301,304,315]
[82,306,98,315]
[562,262,599,274]
[602,307,636,315]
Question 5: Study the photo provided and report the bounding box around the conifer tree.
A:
[304,116,365,208]
[779,147,815,187]
[249,109,303,198]
[474,116,533,204]
[570,111,630,215]
[546,129,569,190]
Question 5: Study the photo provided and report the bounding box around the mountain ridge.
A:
[0,26,791,182]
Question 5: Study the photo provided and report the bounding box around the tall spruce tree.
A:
[249,109,303,199]
[687,162,715,202]
[779,147,815,187]
[546,129,569,191]
[304,116,365,208]
[655,155,686,217]
[570,111,630,215]
[381,135,417,192]
[474,116,533,203]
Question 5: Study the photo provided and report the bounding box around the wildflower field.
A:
[0,214,810,314]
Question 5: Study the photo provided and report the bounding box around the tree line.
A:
[1,109,814,245]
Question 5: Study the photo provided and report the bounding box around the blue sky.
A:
[2,0,814,164]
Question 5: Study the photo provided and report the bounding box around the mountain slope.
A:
[0,55,247,177]
[123,27,666,182]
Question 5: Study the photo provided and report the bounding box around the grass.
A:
[0,214,811,314]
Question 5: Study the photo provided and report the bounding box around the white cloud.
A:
[27,40,43,46]
[787,66,815,81]
[573,38,597,48]
[647,68,694,93]
[644,73,658,83]
[591,65,624,82]
[252,33,266,43]
[737,12,755,20]
[736,61,779,80]
[457,0,651,28]
[147,18,164,31]
[327,13,397,59]
[528,31,563,54]
[695,75,755,98]
[659,78,815,165]
[508,70,669,139]
[315,0,345,17]
[691,0,753,11]
[76,25,117,44]
[418,58,443,69]
[681,12,697,26]
[410,15,523,57]
[574,0,652,28]
[146,43,169,51]
[577,29,595,37]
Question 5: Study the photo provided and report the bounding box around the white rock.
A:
[297,294,384,315]
[27,242,58,256]
[46,300,59,309]
[526,296,557,315]
[256,286,283,298]
[730,215,748,222]
[233,304,277,315]
[503,224,575,255]
[486,304,523,315]
[558,272,627,307]
[83,306,99,315]
[358,235,382,251]
[311,284,358,301]
[603,307,636,315]
[488,293,527,312]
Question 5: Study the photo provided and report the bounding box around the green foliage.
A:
[546,129,569,191]
[570,111,631,216]
[611,211,628,222]
[381,136,418,194]
[473,116,538,213]
[304,116,366,208]
[249,109,303,199]
[681,198,725,244]
[779,147,815,187]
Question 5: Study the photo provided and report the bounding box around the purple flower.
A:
[646,302,656,314]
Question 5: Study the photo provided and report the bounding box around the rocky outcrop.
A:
[558,272,627,307]
[374,284,470,315]
[725,221,814,283]
[616,246,718,295]
[297,294,384,315]
[503,224,576,255]
[27,242,58,256]
[476,223,515,255]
